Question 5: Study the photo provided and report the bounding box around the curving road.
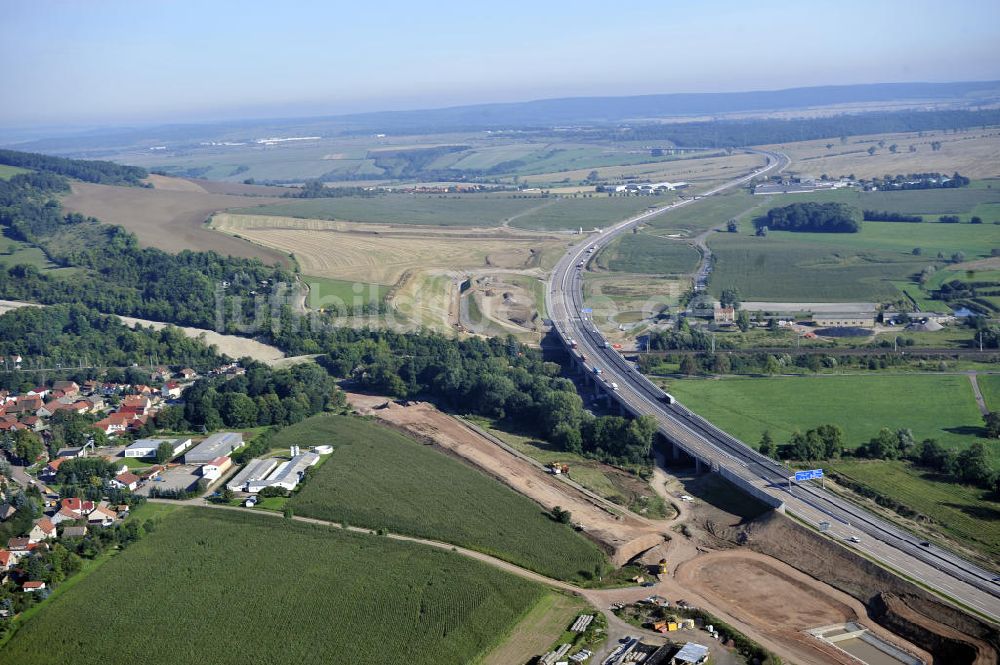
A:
[545,151,1000,622]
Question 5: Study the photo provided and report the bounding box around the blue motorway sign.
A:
[581,307,593,314]
[794,469,824,482]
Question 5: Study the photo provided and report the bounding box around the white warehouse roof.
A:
[226,458,278,492]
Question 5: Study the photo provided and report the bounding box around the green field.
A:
[0,509,543,665]
[828,459,1000,561]
[283,415,608,581]
[509,195,675,231]
[303,275,389,309]
[709,231,922,301]
[646,190,766,233]
[233,194,548,227]
[665,374,996,466]
[0,164,30,180]
[976,374,1000,413]
[770,185,1000,217]
[598,232,701,275]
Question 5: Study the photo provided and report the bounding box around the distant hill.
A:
[7,80,1000,155]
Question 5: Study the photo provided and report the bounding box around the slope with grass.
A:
[0,508,544,665]
[828,459,1000,562]
[284,414,608,581]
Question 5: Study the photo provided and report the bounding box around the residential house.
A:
[19,415,42,431]
[0,550,12,571]
[52,380,80,396]
[93,412,134,435]
[6,537,33,562]
[179,368,197,380]
[22,581,46,592]
[60,498,95,517]
[37,400,67,418]
[81,395,105,411]
[51,507,81,525]
[41,456,68,479]
[0,421,22,433]
[87,505,117,527]
[111,472,140,491]
[161,381,182,399]
[11,395,41,414]
[120,395,151,416]
[56,446,86,459]
[28,517,57,543]
[0,503,16,521]
[713,306,736,325]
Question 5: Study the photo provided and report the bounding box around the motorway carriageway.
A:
[545,151,1000,622]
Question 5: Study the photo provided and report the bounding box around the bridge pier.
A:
[695,458,703,474]
[672,441,680,460]
[617,401,626,416]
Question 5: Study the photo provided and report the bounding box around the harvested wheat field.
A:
[519,150,765,187]
[212,213,567,285]
[761,128,1000,180]
[61,179,289,264]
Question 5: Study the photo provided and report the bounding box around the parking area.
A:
[136,465,202,495]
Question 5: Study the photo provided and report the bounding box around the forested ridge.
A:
[0,149,147,185]
[0,165,293,329]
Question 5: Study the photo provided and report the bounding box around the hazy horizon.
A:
[2,0,999,130]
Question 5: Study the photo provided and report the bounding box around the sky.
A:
[2,0,999,128]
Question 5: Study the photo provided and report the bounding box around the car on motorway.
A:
[920,541,930,547]
[848,536,861,543]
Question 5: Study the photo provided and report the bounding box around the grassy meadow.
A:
[664,374,995,465]
[0,164,30,180]
[283,414,609,581]
[508,195,674,231]
[0,509,543,665]
[598,232,701,275]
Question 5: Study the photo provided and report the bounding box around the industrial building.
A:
[265,452,320,490]
[245,452,320,493]
[125,437,191,459]
[226,458,278,492]
[813,314,875,328]
[201,456,232,481]
[185,432,243,464]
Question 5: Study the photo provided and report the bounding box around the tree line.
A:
[863,210,923,223]
[755,202,860,233]
[0,167,293,329]
[0,148,147,186]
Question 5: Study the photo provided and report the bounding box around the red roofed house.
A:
[0,550,12,570]
[120,395,151,416]
[6,538,33,562]
[0,421,22,433]
[179,368,197,380]
[10,395,41,414]
[37,400,67,418]
[161,381,182,399]
[28,517,57,543]
[22,581,46,592]
[93,412,134,435]
[111,472,140,491]
[60,498,95,517]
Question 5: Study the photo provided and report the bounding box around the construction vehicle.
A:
[547,462,570,475]
[657,558,668,574]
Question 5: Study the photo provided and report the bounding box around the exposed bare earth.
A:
[346,393,667,565]
[212,213,566,285]
[61,180,290,264]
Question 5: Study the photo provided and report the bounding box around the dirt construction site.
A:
[346,393,999,665]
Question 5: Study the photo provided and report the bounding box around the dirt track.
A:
[346,393,668,564]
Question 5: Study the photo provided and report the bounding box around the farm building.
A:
[201,456,233,481]
[226,458,278,492]
[125,437,192,459]
[185,432,243,464]
[247,452,320,492]
[813,314,875,328]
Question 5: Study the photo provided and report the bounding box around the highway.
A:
[545,151,1000,622]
